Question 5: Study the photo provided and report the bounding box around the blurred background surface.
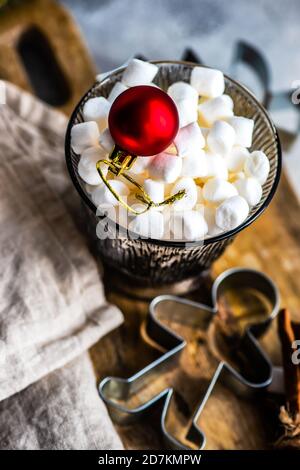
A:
[60,0,298,90]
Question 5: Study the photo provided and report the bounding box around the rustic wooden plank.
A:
[0,0,96,114]
[1,0,291,450]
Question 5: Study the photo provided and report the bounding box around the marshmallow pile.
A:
[71,59,270,241]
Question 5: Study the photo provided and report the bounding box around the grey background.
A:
[60,0,300,195]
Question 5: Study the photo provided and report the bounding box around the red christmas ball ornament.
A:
[108,85,179,156]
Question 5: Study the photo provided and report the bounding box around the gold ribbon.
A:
[96,148,185,215]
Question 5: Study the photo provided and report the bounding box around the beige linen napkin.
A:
[0,82,123,449]
[0,353,123,450]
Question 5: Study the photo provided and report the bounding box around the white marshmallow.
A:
[244,151,270,185]
[83,97,111,131]
[216,195,249,231]
[190,67,225,98]
[228,171,246,183]
[71,121,100,154]
[174,122,205,157]
[207,120,235,156]
[143,178,164,204]
[85,183,95,195]
[234,177,262,207]
[204,152,228,180]
[227,116,254,148]
[126,171,148,190]
[181,149,207,178]
[176,99,198,128]
[203,205,221,237]
[129,210,164,239]
[164,143,178,155]
[128,156,151,175]
[91,179,129,208]
[122,59,158,87]
[198,95,234,126]
[161,207,172,236]
[203,177,238,204]
[170,177,198,211]
[148,153,182,183]
[99,128,115,153]
[170,210,208,241]
[78,147,107,185]
[225,146,249,172]
[126,196,146,213]
[107,82,128,103]
[168,81,198,107]
[200,127,210,140]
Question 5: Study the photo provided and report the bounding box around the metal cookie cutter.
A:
[99,267,280,450]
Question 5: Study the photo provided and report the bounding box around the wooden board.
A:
[1,0,291,449]
[2,0,291,451]
[90,170,300,450]
[0,0,96,114]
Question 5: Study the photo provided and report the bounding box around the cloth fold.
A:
[0,353,123,450]
[0,82,123,449]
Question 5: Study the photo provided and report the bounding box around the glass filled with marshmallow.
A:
[65,60,281,294]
